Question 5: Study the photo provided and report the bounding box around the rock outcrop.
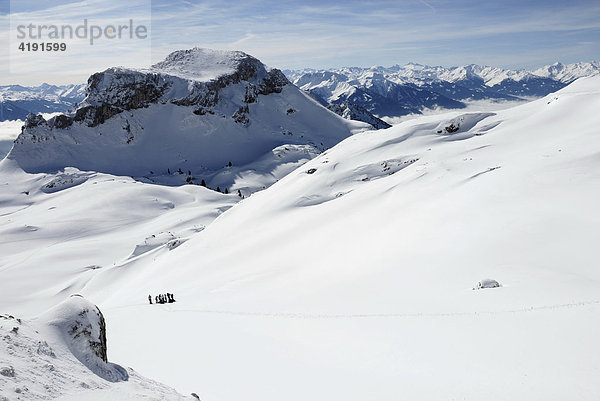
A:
[43,295,128,382]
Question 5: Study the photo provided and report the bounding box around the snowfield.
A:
[1,76,600,400]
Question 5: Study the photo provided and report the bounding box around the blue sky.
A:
[1,0,599,84]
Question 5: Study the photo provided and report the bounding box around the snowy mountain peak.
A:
[150,47,258,82]
[532,61,600,83]
[9,48,366,179]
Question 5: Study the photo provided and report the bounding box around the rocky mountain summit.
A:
[74,49,289,127]
[8,48,367,182]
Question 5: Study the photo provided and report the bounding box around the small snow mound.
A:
[474,278,501,290]
[41,295,128,382]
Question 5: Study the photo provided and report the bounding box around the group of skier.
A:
[148,293,175,304]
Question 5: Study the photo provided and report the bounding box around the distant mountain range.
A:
[1,61,598,127]
[0,83,86,121]
[284,61,600,120]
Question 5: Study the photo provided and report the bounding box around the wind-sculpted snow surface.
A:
[92,76,599,399]
[1,77,600,400]
[8,48,367,178]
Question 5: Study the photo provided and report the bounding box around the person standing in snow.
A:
[148,295,152,304]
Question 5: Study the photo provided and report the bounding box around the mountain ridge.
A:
[284,60,599,119]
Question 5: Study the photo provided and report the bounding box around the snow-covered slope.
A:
[129,75,600,315]
[1,76,599,400]
[0,296,191,400]
[0,156,239,314]
[8,48,367,181]
[106,76,600,399]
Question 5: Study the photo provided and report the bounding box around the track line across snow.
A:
[164,300,600,319]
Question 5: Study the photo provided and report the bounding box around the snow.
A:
[150,48,247,82]
[0,84,86,103]
[0,298,190,400]
[1,75,600,400]
[290,61,600,88]
[475,278,501,289]
[533,61,600,83]
[0,157,239,314]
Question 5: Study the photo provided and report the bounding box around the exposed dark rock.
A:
[445,123,460,133]
[86,70,168,111]
[232,105,250,125]
[245,85,258,103]
[258,69,289,95]
[73,104,121,127]
[67,305,108,363]
[23,113,47,129]
[52,114,73,129]
[193,107,214,115]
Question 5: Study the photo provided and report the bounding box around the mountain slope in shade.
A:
[8,48,368,180]
[0,100,30,121]
[0,83,86,121]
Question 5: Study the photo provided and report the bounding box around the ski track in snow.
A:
[127,300,600,319]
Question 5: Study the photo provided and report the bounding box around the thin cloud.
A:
[1,0,599,84]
